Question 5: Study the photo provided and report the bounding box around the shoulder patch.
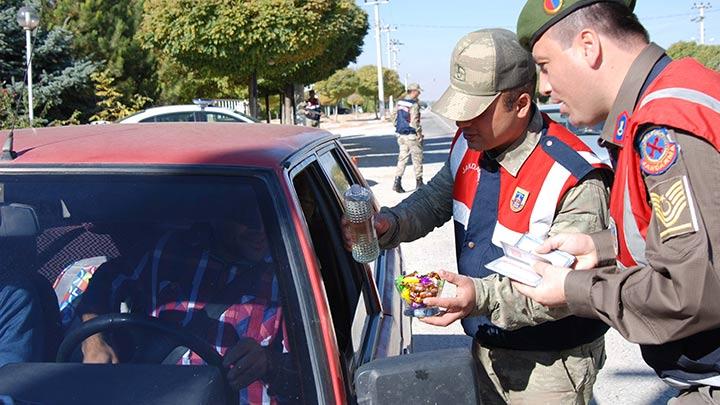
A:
[640,127,679,176]
[649,175,699,242]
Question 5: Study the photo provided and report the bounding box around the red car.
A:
[0,124,483,404]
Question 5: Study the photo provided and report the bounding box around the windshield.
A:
[0,172,310,403]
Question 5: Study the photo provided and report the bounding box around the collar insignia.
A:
[614,111,629,143]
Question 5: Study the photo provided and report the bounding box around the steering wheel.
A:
[56,313,223,368]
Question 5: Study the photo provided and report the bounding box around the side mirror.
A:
[0,203,39,237]
[354,347,502,404]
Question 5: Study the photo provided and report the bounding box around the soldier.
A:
[304,90,321,128]
[392,83,423,193]
[436,1,720,403]
[348,29,612,404]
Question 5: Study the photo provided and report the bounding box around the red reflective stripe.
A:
[630,59,720,151]
[611,58,720,267]
[495,133,564,234]
[452,119,606,240]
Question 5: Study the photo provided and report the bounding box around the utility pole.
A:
[364,0,389,120]
[390,39,403,71]
[381,24,397,70]
[692,2,712,44]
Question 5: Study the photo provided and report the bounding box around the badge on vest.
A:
[640,127,679,176]
[510,187,530,212]
[649,175,699,242]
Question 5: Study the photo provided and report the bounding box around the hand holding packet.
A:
[484,234,576,287]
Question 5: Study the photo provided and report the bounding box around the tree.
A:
[154,56,247,105]
[314,68,358,121]
[140,0,367,120]
[48,0,159,104]
[667,41,720,71]
[347,93,364,115]
[355,65,405,118]
[89,69,152,122]
[1,1,97,127]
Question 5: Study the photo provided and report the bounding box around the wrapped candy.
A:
[394,271,445,317]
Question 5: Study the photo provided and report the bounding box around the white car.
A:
[539,103,610,165]
[118,103,258,124]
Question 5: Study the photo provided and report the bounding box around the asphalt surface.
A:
[334,110,676,404]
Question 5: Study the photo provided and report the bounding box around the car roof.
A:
[2,123,333,168]
[119,105,255,123]
[134,105,238,114]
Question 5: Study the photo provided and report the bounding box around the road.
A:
[334,110,676,404]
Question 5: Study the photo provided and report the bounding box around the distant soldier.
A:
[304,90,321,128]
[392,83,423,193]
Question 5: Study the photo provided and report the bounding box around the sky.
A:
[351,0,720,101]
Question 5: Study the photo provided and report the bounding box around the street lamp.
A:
[16,6,40,125]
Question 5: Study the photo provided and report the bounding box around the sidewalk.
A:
[319,113,395,137]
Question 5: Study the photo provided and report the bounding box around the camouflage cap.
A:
[517,0,636,50]
[433,29,536,122]
[407,83,423,92]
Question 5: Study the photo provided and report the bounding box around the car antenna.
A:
[1,129,17,161]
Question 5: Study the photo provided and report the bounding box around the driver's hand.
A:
[223,338,273,390]
[82,334,119,364]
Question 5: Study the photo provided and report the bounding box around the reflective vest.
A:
[611,58,720,269]
[394,99,417,135]
[609,58,720,389]
[450,114,611,349]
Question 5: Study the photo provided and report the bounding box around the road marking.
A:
[427,110,457,132]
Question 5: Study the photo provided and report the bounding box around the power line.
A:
[692,2,713,44]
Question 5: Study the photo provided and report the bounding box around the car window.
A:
[204,112,243,123]
[317,151,351,198]
[292,162,375,373]
[144,112,196,122]
[0,172,314,403]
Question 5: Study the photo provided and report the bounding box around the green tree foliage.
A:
[48,0,159,104]
[667,41,720,71]
[314,68,357,120]
[0,1,97,127]
[154,56,247,104]
[140,0,367,105]
[355,65,405,111]
[263,1,368,86]
[89,69,152,122]
[347,92,364,108]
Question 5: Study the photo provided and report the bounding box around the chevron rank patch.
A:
[649,175,699,242]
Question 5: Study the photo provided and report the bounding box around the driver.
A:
[77,212,299,404]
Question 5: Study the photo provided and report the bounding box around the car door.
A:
[288,141,410,402]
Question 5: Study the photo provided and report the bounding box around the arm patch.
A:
[649,175,699,242]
